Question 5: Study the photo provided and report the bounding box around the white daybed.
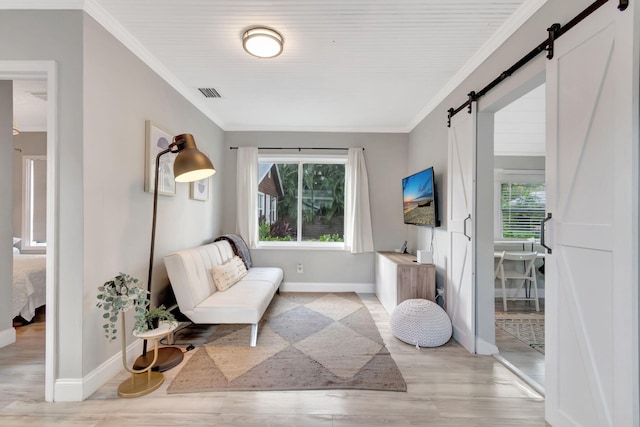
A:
[164,239,282,346]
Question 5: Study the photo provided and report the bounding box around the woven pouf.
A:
[391,299,452,347]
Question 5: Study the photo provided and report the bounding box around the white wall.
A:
[494,155,544,170]
[82,14,224,377]
[223,131,408,287]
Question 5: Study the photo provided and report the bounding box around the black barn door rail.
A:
[446,0,628,126]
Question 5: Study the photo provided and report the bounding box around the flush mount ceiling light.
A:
[242,27,283,58]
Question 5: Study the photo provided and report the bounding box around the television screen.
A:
[402,167,439,227]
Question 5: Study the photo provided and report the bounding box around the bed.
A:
[13,253,47,322]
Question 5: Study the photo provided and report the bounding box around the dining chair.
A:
[494,251,540,312]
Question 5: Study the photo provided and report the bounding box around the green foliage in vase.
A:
[96,273,149,342]
[134,304,177,334]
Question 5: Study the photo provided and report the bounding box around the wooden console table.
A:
[375,251,436,315]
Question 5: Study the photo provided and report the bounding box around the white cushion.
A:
[211,256,248,292]
[190,280,275,324]
[244,267,284,292]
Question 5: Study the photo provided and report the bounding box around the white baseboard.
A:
[280,282,375,293]
[476,337,499,355]
[53,378,84,402]
[54,339,144,402]
[0,327,16,349]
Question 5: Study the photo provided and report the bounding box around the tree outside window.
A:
[258,160,345,244]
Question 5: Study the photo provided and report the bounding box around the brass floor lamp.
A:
[133,133,215,372]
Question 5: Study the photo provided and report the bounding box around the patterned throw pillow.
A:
[211,256,248,292]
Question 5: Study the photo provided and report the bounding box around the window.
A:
[495,170,546,240]
[258,156,346,246]
[21,155,47,253]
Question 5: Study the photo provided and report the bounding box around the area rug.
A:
[495,311,545,354]
[167,292,406,393]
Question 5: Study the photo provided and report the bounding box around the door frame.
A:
[0,61,58,402]
[475,62,546,357]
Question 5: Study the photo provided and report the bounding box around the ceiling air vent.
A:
[30,91,48,101]
[198,88,222,98]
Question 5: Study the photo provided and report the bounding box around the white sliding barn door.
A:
[447,104,477,353]
[545,2,637,426]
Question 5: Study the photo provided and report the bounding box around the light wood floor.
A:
[495,299,546,389]
[0,295,547,426]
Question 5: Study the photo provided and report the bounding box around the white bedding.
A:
[13,254,47,322]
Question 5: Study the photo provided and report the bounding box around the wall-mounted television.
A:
[402,167,440,227]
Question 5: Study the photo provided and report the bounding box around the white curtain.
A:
[236,147,259,248]
[344,148,374,253]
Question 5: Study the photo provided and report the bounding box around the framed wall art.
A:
[145,120,176,196]
[190,177,210,201]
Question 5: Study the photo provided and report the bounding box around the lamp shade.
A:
[172,134,216,182]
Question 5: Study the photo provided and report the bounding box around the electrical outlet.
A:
[296,263,303,273]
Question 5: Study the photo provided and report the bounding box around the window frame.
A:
[258,192,265,220]
[494,169,545,242]
[257,154,347,250]
[269,195,277,223]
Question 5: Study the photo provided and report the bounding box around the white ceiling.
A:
[13,80,47,133]
[11,0,537,133]
[494,84,545,156]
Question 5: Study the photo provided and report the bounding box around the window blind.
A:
[500,182,546,239]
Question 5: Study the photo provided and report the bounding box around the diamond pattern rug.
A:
[495,311,545,354]
[167,292,406,393]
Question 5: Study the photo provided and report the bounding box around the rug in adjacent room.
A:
[495,311,545,354]
[167,292,406,393]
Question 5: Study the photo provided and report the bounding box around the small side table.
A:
[117,321,179,398]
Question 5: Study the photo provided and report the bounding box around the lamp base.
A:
[133,346,184,372]
[118,371,164,398]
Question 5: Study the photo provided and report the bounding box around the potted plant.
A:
[96,273,149,342]
[134,304,177,334]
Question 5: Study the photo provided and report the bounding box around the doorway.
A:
[492,84,546,391]
[0,61,57,402]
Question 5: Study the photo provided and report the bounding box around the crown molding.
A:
[407,0,548,131]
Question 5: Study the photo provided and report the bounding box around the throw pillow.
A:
[211,256,248,292]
